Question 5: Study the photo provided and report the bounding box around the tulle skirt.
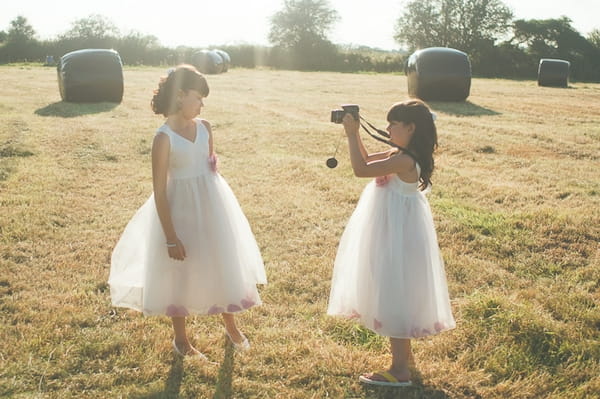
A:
[108,173,266,316]
[327,181,455,338]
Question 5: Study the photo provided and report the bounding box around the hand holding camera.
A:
[327,103,412,169]
[330,104,359,124]
[332,104,361,138]
[327,104,360,168]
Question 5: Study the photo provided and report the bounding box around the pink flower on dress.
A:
[375,175,392,187]
[208,153,218,173]
[166,305,189,317]
[241,298,256,309]
[207,305,224,315]
[434,322,445,332]
[349,309,361,319]
[373,318,383,330]
[227,304,242,313]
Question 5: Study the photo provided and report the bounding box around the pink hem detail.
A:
[207,305,225,315]
[374,319,383,330]
[166,305,189,317]
[241,298,256,309]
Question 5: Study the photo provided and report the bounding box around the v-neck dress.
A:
[327,166,455,338]
[109,119,266,316]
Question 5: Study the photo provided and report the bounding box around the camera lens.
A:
[330,109,344,124]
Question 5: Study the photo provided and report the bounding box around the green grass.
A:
[0,66,599,398]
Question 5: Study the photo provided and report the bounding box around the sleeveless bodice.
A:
[156,119,210,179]
[387,175,420,195]
[383,163,422,195]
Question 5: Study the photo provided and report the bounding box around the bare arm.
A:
[354,124,391,163]
[201,119,214,156]
[152,133,186,260]
[201,119,218,172]
[366,149,395,163]
[342,114,417,180]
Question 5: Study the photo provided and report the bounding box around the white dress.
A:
[108,119,267,316]
[327,167,455,338]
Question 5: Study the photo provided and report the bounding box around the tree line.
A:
[1,0,599,81]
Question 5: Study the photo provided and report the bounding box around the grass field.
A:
[0,65,599,399]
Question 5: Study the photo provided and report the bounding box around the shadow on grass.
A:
[428,101,500,117]
[133,339,236,399]
[213,341,235,399]
[0,146,34,181]
[359,369,468,399]
[164,356,185,397]
[34,101,119,118]
[133,354,184,399]
[360,384,453,399]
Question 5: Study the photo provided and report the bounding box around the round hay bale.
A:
[192,50,224,74]
[213,49,231,72]
[406,47,471,101]
[538,58,570,87]
[57,49,124,103]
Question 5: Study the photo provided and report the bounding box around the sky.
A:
[1,0,598,51]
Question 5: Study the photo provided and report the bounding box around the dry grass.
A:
[0,65,598,398]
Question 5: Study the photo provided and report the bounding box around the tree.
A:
[509,17,587,56]
[269,0,339,69]
[394,0,513,55]
[116,31,160,65]
[58,14,120,53]
[7,15,36,43]
[61,14,119,41]
[0,16,41,62]
[589,29,600,49]
[508,17,600,81]
[269,0,339,48]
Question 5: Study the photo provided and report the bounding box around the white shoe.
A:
[225,330,250,351]
[172,339,212,361]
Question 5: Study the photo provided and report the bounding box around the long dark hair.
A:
[151,64,209,117]
[387,99,438,190]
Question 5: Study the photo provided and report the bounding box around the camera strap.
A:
[359,116,418,162]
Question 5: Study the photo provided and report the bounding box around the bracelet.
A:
[166,242,177,247]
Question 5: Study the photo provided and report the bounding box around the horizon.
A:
[1,1,598,51]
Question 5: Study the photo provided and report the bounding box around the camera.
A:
[330,104,359,124]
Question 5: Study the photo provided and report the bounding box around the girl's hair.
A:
[151,64,209,117]
[387,99,438,190]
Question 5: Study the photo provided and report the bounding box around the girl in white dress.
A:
[109,64,266,359]
[327,99,455,386]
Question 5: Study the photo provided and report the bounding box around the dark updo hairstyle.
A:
[151,64,209,117]
[387,99,438,190]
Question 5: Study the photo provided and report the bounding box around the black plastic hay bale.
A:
[57,49,124,103]
[214,49,231,72]
[406,47,471,101]
[192,50,224,74]
[538,58,570,87]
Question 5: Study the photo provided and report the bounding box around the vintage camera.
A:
[330,104,359,124]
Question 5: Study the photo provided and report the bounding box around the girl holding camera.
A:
[109,64,266,359]
[327,99,455,387]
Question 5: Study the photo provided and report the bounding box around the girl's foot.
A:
[359,369,412,386]
[224,329,250,351]
[172,339,210,361]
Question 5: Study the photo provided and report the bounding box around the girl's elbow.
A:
[353,168,369,178]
